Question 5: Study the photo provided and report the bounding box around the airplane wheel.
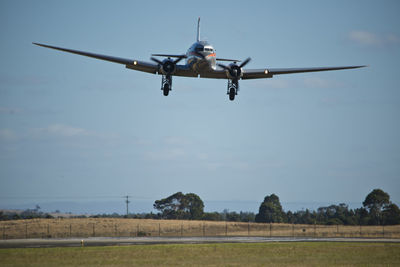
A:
[163,84,170,96]
[229,88,235,101]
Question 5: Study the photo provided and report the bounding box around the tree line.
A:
[150,189,400,225]
[1,188,399,225]
[255,189,400,225]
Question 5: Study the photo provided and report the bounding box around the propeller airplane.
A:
[34,18,366,101]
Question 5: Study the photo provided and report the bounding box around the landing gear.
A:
[229,87,235,101]
[163,83,169,96]
[161,75,172,96]
[227,79,238,101]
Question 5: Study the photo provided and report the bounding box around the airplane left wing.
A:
[242,65,366,80]
[33,43,159,74]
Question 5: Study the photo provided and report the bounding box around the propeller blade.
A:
[217,63,229,70]
[173,56,186,64]
[239,57,251,68]
[150,57,163,65]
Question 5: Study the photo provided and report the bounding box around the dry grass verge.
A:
[0,218,399,239]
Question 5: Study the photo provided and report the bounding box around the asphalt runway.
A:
[1,236,400,248]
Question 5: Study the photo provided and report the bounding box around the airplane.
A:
[33,18,366,101]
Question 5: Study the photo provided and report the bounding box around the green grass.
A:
[0,242,399,266]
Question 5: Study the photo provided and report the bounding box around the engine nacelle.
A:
[161,59,176,75]
[226,63,242,80]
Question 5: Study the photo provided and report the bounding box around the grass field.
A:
[0,242,399,266]
[1,218,399,239]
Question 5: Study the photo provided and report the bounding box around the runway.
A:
[1,236,400,248]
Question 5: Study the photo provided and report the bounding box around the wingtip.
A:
[353,65,368,69]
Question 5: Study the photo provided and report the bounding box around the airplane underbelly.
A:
[196,60,210,72]
[189,59,213,74]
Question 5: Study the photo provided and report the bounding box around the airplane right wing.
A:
[242,65,367,79]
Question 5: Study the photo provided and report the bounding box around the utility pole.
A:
[125,195,130,216]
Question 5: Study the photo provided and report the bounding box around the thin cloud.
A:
[30,124,91,138]
[348,31,400,46]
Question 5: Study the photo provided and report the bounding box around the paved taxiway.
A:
[1,236,400,248]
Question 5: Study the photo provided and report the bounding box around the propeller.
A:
[218,57,251,80]
[151,56,186,75]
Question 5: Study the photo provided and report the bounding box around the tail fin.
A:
[197,17,200,42]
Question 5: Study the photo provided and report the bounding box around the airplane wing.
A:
[33,42,202,77]
[242,65,366,79]
[33,42,160,74]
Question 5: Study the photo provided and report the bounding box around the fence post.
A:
[359,225,362,237]
[181,224,183,237]
[248,222,250,236]
[159,223,161,237]
[47,224,50,237]
[25,223,28,238]
[202,223,205,237]
[115,224,118,237]
[3,225,5,240]
[337,224,339,236]
[137,224,139,236]
[382,225,385,237]
[225,222,228,236]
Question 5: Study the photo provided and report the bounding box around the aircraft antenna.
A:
[197,17,200,42]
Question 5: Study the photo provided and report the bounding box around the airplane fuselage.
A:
[186,41,217,73]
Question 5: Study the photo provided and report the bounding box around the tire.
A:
[163,84,170,96]
[229,88,235,101]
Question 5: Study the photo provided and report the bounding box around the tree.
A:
[363,189,391,225]
[255,194,285,223]
[182,193,204,220]
[382,203,400,225]
[153,192,204,220]
[355,207,370,225]
[202,212,221,221]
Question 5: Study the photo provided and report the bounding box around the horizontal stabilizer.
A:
[152,54,187,59]
[216,58,241,62]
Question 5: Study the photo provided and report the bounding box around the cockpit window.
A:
[205,48,213,52]
[195,46,203,52]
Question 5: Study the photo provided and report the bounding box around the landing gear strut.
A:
[162,75,172,96]
[227,79,238,101]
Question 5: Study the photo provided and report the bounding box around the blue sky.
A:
[1,0,399,213]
